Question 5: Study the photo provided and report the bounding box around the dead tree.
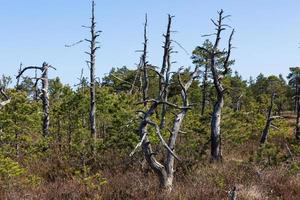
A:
[260,92,278,143]
[142,14,149,106]
[130,15,200,191]
[85,0,100,139]
[235,94,243,112]
[0,87,11,108]
[201,10,234,161]
[130,14,149,101]
[159,14,173,128]
[131,66,199,191]
[16,62,55,137]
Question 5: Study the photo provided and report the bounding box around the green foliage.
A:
[255,143,286,166]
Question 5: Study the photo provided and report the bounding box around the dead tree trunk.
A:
[159,15,173,129]
[201,10,234,161]
[16,62,55,137]
[260,92,276,144]
[41,63,50,136]
[0,87,11,108]
[142,14,149,105]
[85,0,100,140]
[132,66,199,191]
[130,15,201,191]
[235,94,243,112]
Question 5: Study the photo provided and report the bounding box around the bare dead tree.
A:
[235,94,243,112]
[142,14,149,106]
[85,0,100,140]
[129,14,149,98]
[131,66,199,191]
[16,62,56,137]
[0,87,11,108]
[130,16,200,191]
[260,92,281,144]
[159,14,174,129]
[201,10,234,161]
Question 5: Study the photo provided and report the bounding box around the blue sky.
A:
[1,0,300,86]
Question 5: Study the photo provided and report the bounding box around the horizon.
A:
[1,0,300,86]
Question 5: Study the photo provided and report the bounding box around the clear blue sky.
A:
[1,0,300,86]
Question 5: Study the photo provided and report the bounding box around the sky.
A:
[0,0,300,86]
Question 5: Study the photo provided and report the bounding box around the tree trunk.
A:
[88,1,98,140]
[159,15,172,129]
[41,63,50,137]
[260,92,275,144]
[211,95,223,161]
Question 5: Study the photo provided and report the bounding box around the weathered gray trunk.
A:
[88,1,98,140]
[211,95,224,161]
[41,63,50,137]
[15,63,55,137]
[0,88,11,108]
[206,10,234,161]
[260,92,275,144]
[142,14,149,105]
[159,15,172,129]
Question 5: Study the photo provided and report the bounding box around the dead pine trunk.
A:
[41,63,50,137]
[202,10,234,162]
[85,0,100,140]
[159,14,173,129]
[16,62,55,137]
[260,92,275,144]
[0,87,11,108]
[211,94,224,161]
[142,14,149,105]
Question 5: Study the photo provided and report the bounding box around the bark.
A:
[235,94,243,112]
[86,0,100,140]
[0,87,11,108]
[142,14,149,105]
[211,95,224,161]
[260,92,275,143]
[133,66,200,191]
[41,63,50,137]
[159,15,173,129]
